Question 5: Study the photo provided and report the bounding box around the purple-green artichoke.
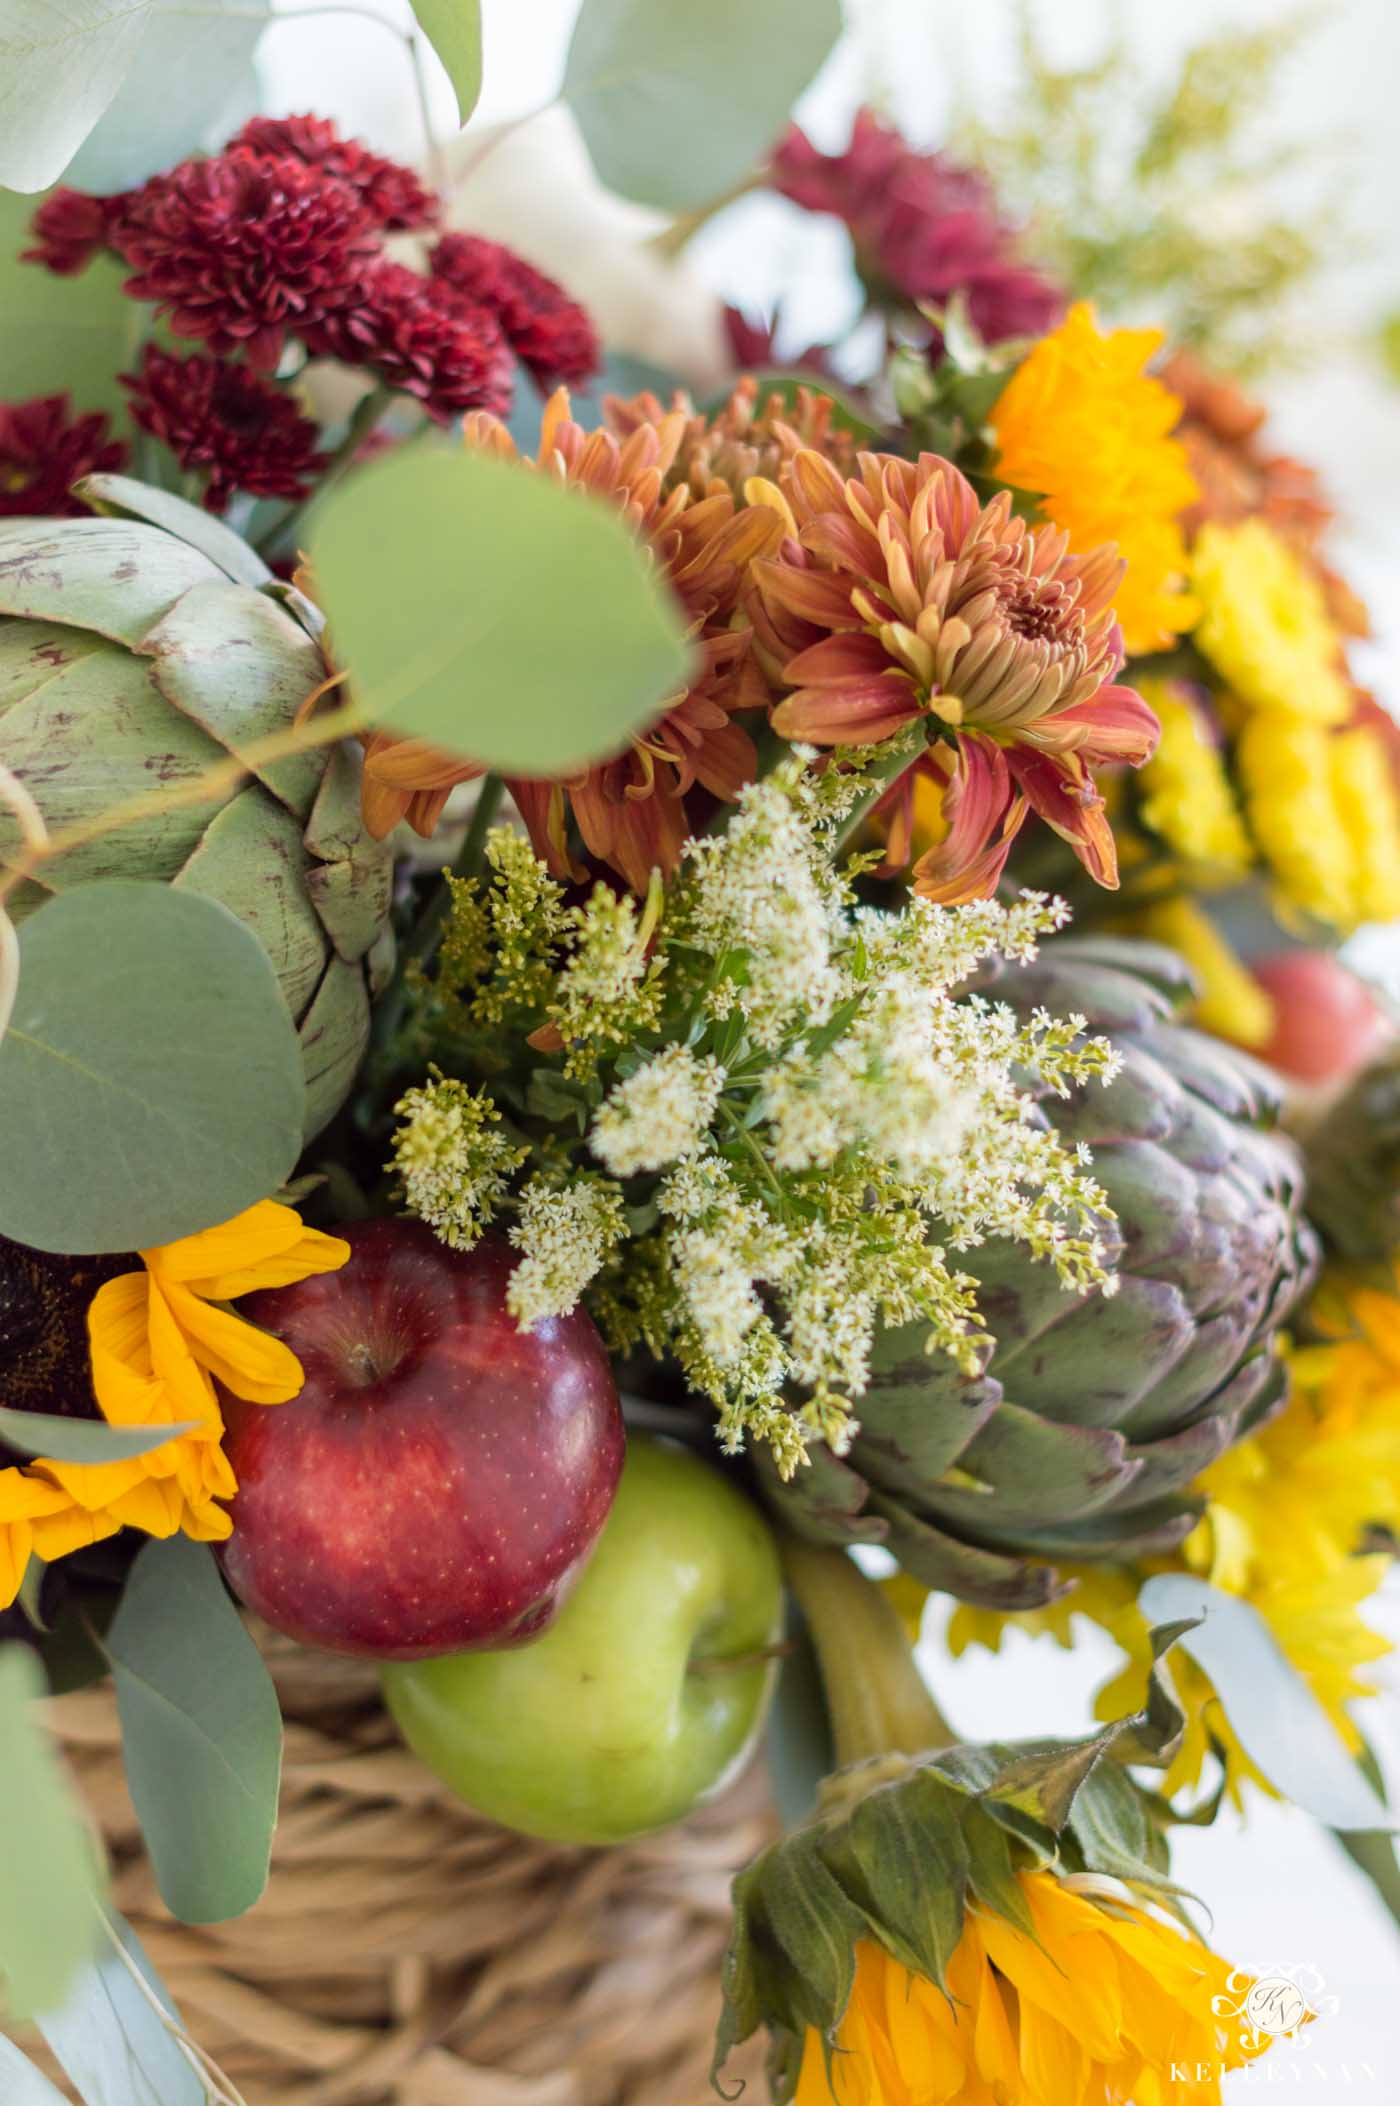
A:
[764,936,1318,1607]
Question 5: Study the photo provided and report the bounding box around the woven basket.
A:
[22,1631,778,2106]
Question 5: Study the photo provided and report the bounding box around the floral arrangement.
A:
[0,6,1397,2103]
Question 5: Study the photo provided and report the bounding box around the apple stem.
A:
[779,1538,955,1767]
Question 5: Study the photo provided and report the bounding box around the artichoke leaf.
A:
[172,788,327,1022]
[74,475,272,588]
[0,519,220,645]
[298,950,371,1140]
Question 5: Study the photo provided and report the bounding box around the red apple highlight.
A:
[218,1220,625,1660]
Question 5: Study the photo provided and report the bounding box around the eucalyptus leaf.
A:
[0,1646,103,2021]
[0,2036,70,2106]
[1138,1573,1396,1831]
[0,189,130,416]
[766,1616,835,1828]
[0,1408,197,1467]
[0,881,305,1255]
[410,0,482,128]
[563,0,843,212]
[106,1538,282,1925]
[307,444,692,773]
[36,1909,207,2106]
[63,0,272,192]
[0,0,152,191]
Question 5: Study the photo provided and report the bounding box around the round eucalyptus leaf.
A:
[0,880,305,1254]
[409,0,482,128]
[307,444,693,774]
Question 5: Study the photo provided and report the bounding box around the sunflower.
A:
[988,302,1199,655]
[793,1874,1269,2105]
[358,388,782,893]
[0,1202,348,1606]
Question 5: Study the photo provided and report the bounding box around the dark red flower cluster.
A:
[21,116,601,499]
[772,109,1062,348]
[112,152,381,373]
[0,395,126,517]
[307,261,513,423]
[429,233,598,389]
[122,346,328,513]
[230,113,438,231]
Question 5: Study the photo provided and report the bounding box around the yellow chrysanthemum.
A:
[1133,680,1252,873]
[794,1875,1270,2106]
[1134,898,1275,1049]
[1192,518,1350,723]
[989,302,1199,655]
[1330,723,1400,924]
[0,1201,348,1607]
[1236,712,1362,928]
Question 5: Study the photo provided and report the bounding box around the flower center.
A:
[0,1236,131,1454]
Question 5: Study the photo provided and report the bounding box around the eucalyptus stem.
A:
[780,1537,953,1767]
[257,386,393,559]
[650,171,765,259]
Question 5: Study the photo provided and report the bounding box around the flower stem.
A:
[780,1537,954,1767]
[829,730,928,861]
[257,385,393,559]
[402,773,506,976]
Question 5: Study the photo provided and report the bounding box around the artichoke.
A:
[764,936,1318,1608]
[0,477,393,1136]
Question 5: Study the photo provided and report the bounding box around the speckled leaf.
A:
[172,788,327,1021]
[75,475,272,588]
[0,518,221,644]
[298,950,372,1138]
[144,580,328,818]
[0,625,225,891]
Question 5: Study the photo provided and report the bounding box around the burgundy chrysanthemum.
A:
[110,152,381,372]
[121,346,328,513]
[772,109,1062,348]
[428,233,598,390]
[22,187,128,276]
[306,260,513,422]
[231,113,438,231]
[0,395,127,517]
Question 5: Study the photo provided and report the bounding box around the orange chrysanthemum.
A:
[0,1203,347,1605]
[604,375,861,504]
[989,302,1199,656]
[358,389,782,893]
[747,446,1158,901]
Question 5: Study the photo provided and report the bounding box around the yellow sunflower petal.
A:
[144,1200,306,1284]
[162,1281,307,1404]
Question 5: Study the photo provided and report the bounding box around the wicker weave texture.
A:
[20,1634,777,2106]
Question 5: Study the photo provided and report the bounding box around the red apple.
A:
[217,1220,625,1660]
[1252,950,1392,1085]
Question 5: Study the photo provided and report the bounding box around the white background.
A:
[262,2,1400,2090]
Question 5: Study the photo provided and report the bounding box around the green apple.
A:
[379,1433,783,1844]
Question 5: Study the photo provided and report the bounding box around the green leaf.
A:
[0,0,152,191]
[845,1770,969,1988]
[0,2036,70,2106]
[766,1617,835,1830]
[0,880,304,1255]
[307,444,692,774]
[105,1538,282,1925]
[63,0,271,192]
[35,1910,207,2106]
[0,1407,197,1467]
[563,0,843,213]
[410,0,482,127]
[75,475,273,589]
[0,1645,103,2020]
[1137,1573,1396,1831]
[0,189,130,416]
